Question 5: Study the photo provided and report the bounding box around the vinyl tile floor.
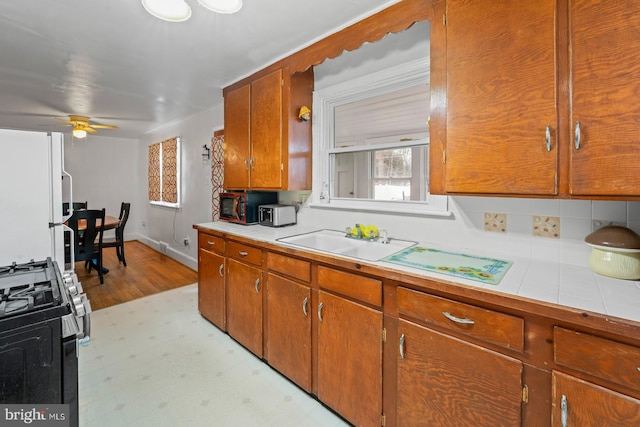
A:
[79,284,351,427]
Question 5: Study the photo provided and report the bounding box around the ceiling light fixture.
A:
[72,128,87,139]
[142,0,192,22]
[197,0,242,14]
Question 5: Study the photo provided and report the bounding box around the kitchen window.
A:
[148,136,181,208]
[312,59,448,215]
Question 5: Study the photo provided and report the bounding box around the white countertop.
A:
[195,221,640,324]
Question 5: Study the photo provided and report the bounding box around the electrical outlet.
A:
[183,237,190,246]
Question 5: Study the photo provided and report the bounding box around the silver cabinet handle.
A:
[254,278,260,294]
[574,121,581,150]
[561,394,568,427]
[399,333,406,359]
[545,125,551,152]
[239,251,248,256]
[302,297,308,317]
[218,264,224,277]
[317,302,324,322]
[207,240,216,246]
[442,311,475,325]
[244,159,250,170]
[249,158,255,170]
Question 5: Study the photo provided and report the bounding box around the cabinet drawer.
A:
[198,233,225,254]
[226,240,263,266]
[397,287,524,351]
[268,252,311,283]
[554,327,640,392]
[317,266,381,307]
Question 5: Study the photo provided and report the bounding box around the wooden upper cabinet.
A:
[250,70,283,189]
[444,0,558,195]
[569,0,640,197]
[223,84,251,189]
[223,67,313,191]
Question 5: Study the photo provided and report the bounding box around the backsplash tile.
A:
[484,213,507,233]
[533,215,560,238]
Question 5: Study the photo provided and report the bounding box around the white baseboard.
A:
[128,233,198,271]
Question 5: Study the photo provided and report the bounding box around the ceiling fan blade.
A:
[84,127,99,134]
[90,124,119,129]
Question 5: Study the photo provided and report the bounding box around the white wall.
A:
[64,134,139,242]
[136,102,224,270]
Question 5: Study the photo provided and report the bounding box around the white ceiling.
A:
[0,0,400,139]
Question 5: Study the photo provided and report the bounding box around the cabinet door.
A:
[552,371,640,426]
[198,249,226,330]
[226,258,263,357]
[397,319,523,427]
[266,273,311,391]
[317,291,382,427]
[445,0,557,195]
[570,0,640,196]
[250,69,283,189]
[224,84,251,190]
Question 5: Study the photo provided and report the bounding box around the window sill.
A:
[308,199,452,218]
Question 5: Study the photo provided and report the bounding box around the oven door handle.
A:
[78,295,92,346]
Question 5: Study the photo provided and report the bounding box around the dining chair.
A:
[62,201,88,216]
[67,208,106,284]
[103,202,131,266]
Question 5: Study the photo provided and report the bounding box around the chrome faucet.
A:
[379,229,389,244]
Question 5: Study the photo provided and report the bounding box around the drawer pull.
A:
[207,240,216,245]
[442,311,475,325]
[561,394,568,427]
[318,302,324,322]
[239,251,248,256]
[218,264,224,277]
[254,278,260,294]
[545,125,551,151]
[399,333,406,359]
[302,297,308,317]
[574,121,581,150]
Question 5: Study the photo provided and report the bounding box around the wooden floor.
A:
[75,240,198,311]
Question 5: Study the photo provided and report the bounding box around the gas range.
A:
[0,258,90,427]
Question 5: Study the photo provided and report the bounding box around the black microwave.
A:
[219,191,278,224]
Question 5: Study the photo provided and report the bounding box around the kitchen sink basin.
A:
[276,229,417,261]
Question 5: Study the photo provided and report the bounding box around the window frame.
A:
[311,58,449,216]
[148,136,181,209]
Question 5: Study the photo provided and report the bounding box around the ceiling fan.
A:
[57,115,118,138]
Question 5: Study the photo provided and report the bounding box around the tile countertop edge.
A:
[193,222,640,325]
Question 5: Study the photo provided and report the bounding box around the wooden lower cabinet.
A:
[266,273,311,391]
[317,290,383,427]
[397,319,524,427]
[226,258,263,357]
[552,371,640,426]
[198,249,226,330]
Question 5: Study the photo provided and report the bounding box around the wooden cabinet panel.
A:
[198,249,226,330]
[266,273,311,391]
[554,327,640,392]
[250,69,283,189]
[198,233,225,254]
[267,252,311,283]
[398,287,524,351]
[318,290,382,427]
[397,319,523,427]
[317,266,382,307]
[226,240,263,266]
[569,0,640,196]
[223,84,251,190]
[552,371,640,426]
[226,258,263,357]
[445,0,557,195]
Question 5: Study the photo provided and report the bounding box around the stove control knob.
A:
[62,272,83,296]
[73,295,86,317]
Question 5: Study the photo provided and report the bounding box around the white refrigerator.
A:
[0,129,72,271]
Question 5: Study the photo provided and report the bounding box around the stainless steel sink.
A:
[276,229,417,261]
